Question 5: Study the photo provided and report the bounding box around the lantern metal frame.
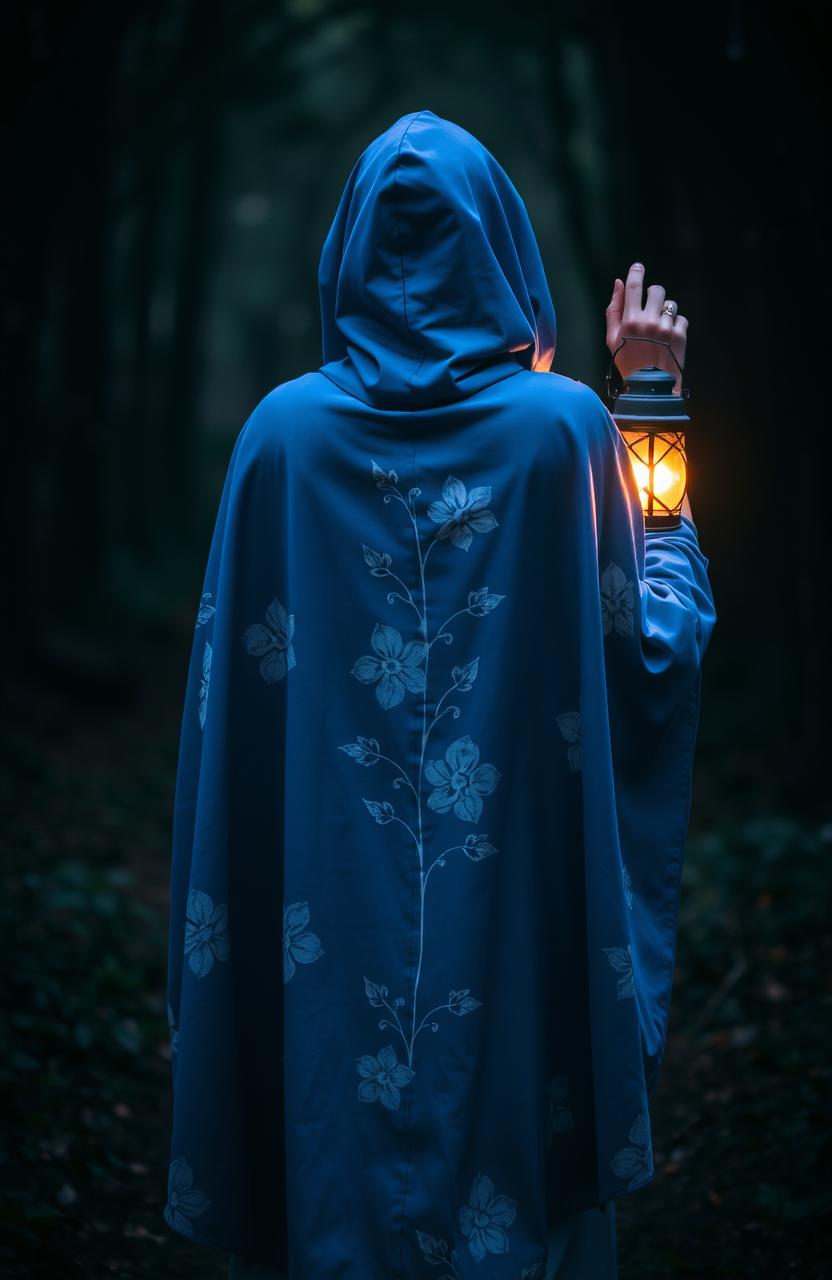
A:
[604,336,690,405]
[604,337,690,530]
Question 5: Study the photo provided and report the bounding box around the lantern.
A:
[606,342,689,530]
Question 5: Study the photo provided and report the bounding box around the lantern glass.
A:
[620,427,687,525]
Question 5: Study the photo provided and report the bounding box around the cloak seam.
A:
[390,112,429,394]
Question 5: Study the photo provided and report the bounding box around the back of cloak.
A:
[163,109,717,1278]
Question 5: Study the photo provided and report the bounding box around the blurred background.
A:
[2,1,829,1276]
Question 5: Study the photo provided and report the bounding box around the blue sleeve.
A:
[640,516,717,677]
[585,392,717,1097]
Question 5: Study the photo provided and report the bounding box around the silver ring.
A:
[662,302,678,318]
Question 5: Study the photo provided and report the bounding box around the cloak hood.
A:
[318,108,557,409]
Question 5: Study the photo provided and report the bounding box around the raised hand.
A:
[605,262,688,394]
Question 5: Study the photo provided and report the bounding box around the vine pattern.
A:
[339,463,505,1107]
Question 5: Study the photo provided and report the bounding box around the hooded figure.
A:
[163,109,716,1278]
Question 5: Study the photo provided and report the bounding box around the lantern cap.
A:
[611,367,691,424]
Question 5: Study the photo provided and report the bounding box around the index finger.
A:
[622,262,645,324]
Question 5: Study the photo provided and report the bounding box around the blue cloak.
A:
[163,109,717,1277]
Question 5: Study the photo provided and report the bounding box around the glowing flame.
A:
[632,458,676,498]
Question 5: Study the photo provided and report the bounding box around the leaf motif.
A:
[339,737,381,766]
[362,544,393,575]
[467,587,506,616]
[463,833,497,861]
[602,945,632,973]
[364,976,389,1007]
[451,657,479,691]
[363,798,395,824]
[556,711,581,744]
[610,1146,647,1180]
[448,988,483,1016]
[371,459,397,490]
[416,1230,449,1263]
[602,944,634,998]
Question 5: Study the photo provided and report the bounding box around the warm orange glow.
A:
[632,457,676,497]
[621,429,687,520]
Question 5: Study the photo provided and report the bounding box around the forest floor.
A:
[2,607,830,1280]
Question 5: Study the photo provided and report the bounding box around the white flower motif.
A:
[198,641,212,729]
[600,562,635,636]
[355,1044,415,1110]
[459,1172,518,1261]
[185,890,229,977]
[602,943,634,999]
[425,734,500,823]
[556,711,582,771]
[242,598,296,682]
[610,1111,654,1190]
[427,476,498,551]
[163,1156,210,1235]
[351,623,427,709]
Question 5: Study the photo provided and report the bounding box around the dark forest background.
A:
[2,1,829,1277]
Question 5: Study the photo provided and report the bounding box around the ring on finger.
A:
[661,301,678,319]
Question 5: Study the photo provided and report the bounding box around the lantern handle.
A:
[604,337,690,404]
